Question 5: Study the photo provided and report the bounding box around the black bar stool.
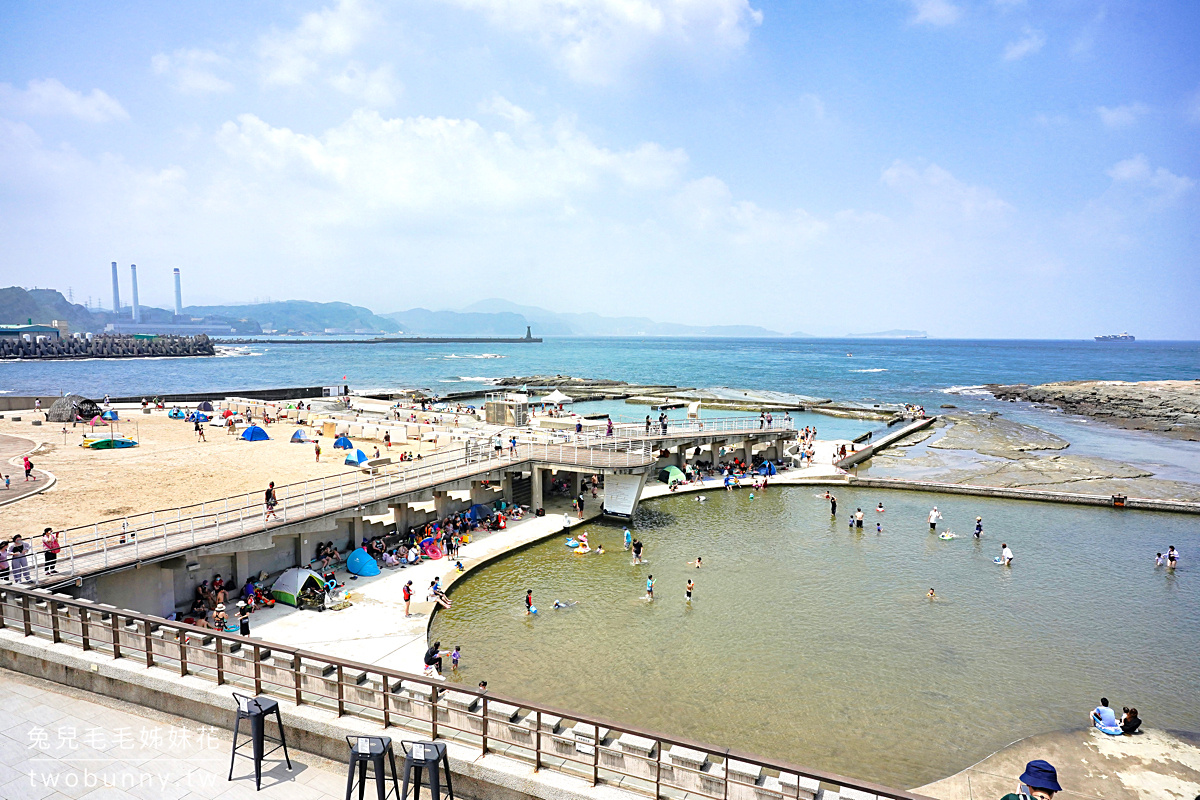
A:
[345,735,401,800]
[228,693,292,790]
[400,740,453,800]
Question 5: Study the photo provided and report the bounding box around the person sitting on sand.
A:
[1091,697,1118,730]
[1120,707,1141,735]
[382,549,402,568]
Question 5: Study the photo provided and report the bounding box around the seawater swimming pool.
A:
[430,485,1200,789]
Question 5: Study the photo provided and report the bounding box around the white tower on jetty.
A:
[173,268,183,317]
[110,262,120,314]
[130,264,141,323]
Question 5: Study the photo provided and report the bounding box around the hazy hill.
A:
[0,287,101,331]
[845,329,927,338]
[183,301,400,334]
[458,298,794,337]
[382,308,537,336]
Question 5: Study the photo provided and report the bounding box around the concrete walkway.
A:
[251,493,596,676]
[915,726,1200,800]
[0,433,54,506]
[0,665,351,800]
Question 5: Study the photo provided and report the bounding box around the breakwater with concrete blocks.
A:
[0,333,216,360]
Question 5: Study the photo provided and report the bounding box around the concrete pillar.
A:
[710,441,723,465]
[434,491,453,519]
[340,517,358,550]
[570,472,582,498]
[502,473,514,504]
[470,481,492,505]
[531,468,544,512]
[235,551,250,586]
[390,503,411,532]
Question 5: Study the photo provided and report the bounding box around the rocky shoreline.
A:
[985,379,1200,441]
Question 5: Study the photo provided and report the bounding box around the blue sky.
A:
[1,0,1197,338]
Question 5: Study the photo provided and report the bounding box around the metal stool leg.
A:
[441,751,454,800]
[388,747,401,800]
[358,759,368,800]
[228,715,241,781]
[412,765,423,800]
[374,754,387,800]
[345,755,357,800]
[273,707,293,769]
[251,713,265,790]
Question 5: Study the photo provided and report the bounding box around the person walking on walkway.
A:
[23,456,35,482]
[8,535,31,583]
[403,581,413,617]
[264,482,279,521]
[577,491,585,519]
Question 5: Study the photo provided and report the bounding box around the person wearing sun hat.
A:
[1001,759,1062,800]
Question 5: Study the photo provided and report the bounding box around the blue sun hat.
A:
[1019,760,1062,793]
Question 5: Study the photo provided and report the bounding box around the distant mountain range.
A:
[1,286,812,338]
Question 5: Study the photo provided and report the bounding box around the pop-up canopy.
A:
[541,389,573,404]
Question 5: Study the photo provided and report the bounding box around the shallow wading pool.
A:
[430,486,1200,789]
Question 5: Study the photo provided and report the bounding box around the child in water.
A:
[451,646,461,672]
[688,557,703,568]
[645,575,655,600]
[686,579,694,603]
[1155,552,1164,566]
[927,588,937,599]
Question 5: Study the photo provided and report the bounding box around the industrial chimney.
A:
[173,268,183,317]
[110,262,121,315]
[130,264,141,324]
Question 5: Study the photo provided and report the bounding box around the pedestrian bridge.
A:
[35,416,794,587]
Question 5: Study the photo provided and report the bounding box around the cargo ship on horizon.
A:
[1095,332,1135,341]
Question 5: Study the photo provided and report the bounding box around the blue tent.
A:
[167,409,185,419]
[346,547,381,577]
[195,413,209,422]
[290,429,309,443]
[197,401,214,411]
[333,436,353,449]
[240,425,270,441]
[345,448,368,466]
[757,461,777,476]
[467,503,493,522]
[102,410,119,420]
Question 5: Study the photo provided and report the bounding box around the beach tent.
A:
[333,435,354,450]
[222,409,234,418]
[271,567,327,607]
[541,389,574,405]
[467,503,493,523]
[658,465,686,484]
[757,461,777,476]
[290,429,309,443]
[101,410,119,421]
[240,425,270,442]
[345,448,368,466]
[194,413,209,422]
[168,408,185,419]
[197,401,214,412]
[346,547,381,577]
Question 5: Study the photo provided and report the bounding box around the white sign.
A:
[412,743,425,760]
[602,474,643,518]
[357,737,371,753]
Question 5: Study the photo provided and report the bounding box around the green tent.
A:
[658,465,686,484]
[271,567,327,607]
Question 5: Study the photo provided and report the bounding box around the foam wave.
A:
[942,385,993,396]
[445,354,505,359]
[850,368,888,373]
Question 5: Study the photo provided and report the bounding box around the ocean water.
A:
[430,486,1200,789]
[3,337,1197,408]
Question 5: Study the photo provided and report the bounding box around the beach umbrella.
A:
[240,425,270,441]
[344,448,368,466]
[101,410,119,421]
[333,435,353,449]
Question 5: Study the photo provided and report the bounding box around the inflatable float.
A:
[573,545,591,554]
[419,538,444,559]
[938,532,957,540]
[566,538,580,547]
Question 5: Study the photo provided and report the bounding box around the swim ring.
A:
[573,545,591,554]
[422,543,444,560]
[938,533,957,540]
[566,538,580,547]
[1095,723,1123,736]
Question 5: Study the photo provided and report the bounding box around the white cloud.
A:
[881,160,1013,222]
[329,63,401,106]
[437,0,763,84]
[1003,26,1045,61]
[0,78,128,122]
[152,49,234,95]
[212,103,688,218]
[1106,155,1193,208]
[1096,103,1149,129]
[908,0,960,27]
[671,176,826,245]
[259,0,378,86]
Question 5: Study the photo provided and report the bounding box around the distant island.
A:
[845,329,927,339]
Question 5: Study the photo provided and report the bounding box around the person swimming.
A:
[876,502,884,513]
[595,545,605,555]
[553,599,576,609]
[927,588,937,598]
[688,557,703,568]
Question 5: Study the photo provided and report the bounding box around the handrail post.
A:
[18,595,32,636]
[294,654,303,706]
[535,710,542,772]
[481,696,489,756]
[593,723,600,785]
[380,671,390,729]
[253,644,262,695]
[50,602,61,643]
[80,608,90,651]
[179,627,188,676]
[215,637,224,685]
[336,664,345,716]
[143,620,154,667]
[110,612,121,659]
[430,685,439,740]
[655,736,662,800]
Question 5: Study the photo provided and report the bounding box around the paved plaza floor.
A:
[0,667,352,800]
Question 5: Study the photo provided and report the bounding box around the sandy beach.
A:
[0,407,438,542]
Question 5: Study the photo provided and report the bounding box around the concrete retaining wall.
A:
[850,477,1200,514]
